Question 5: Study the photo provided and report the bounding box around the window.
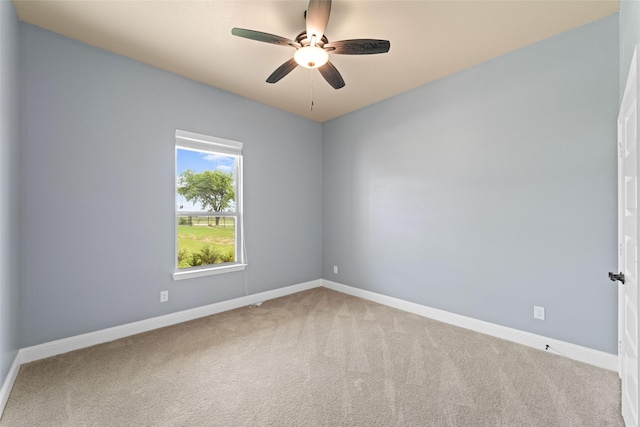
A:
[173,130,245,280]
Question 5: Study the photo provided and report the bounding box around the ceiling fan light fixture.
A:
[294,45,329,69]
[231,0,389,89]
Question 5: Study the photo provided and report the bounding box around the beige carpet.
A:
[0,287,623,426]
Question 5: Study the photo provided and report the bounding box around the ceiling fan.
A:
[231,0,390,89]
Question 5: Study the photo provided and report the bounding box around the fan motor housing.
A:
[296,31,329,48]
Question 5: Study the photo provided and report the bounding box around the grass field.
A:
[177,216,235,269]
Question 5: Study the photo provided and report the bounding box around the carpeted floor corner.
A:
[0,287,624,426]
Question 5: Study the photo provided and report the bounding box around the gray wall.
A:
[0,0,21,383]
[322,15,619,353]
[19,24,322,347]
[620,0,640,95]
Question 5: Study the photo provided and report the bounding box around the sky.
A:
[176,148,236,212]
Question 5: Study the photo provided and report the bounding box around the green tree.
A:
[178,169,235,225]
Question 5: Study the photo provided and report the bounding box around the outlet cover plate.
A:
[533,305,545,320]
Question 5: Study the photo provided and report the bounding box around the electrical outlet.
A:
[160,290,169,303]
[333,265,338,274]
[533,305,545,320]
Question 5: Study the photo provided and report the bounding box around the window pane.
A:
[176,148,237,213]
[174,131,244,277]
[177,216,236,269]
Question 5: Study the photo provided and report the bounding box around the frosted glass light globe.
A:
[294,46,329,69]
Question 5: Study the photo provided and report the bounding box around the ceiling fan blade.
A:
[306,0,332,41]
[318,61,345,89]
[232,28,300,48]
[266,58,298,84]
[324,39,390,55]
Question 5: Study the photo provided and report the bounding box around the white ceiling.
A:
[13,0,619,122]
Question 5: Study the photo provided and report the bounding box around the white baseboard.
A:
[20,279,322,364]
[322,279,618,371]
[17,278,618,369]
[0,352,21,417]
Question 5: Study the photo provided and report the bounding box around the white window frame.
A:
[172,129,246,280]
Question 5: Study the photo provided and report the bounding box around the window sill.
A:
[172,264,247,281]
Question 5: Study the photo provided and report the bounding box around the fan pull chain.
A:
[310,70,314,111]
